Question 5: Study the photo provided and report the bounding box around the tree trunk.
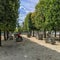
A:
[44,29,46,38]
[7,31,9,40]
[4,31,7,41]
[30,30,32,36]
[59,31,60,41]
[32,30,34,37]
[55,30,56,37]
[0,30,1,46]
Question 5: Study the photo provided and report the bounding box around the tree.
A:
[35,0,60,39]
[24,12,34,37]
[31,12,36,36]
[24,13,31,31]
[4,0,19,40]
[0,0,19,46]
[35,0,47,38]
[0,0,5,46]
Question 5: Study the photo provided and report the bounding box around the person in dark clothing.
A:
[16,33,23,42]
[17,33,21,38]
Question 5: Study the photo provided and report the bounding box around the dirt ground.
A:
[0,35,60,60]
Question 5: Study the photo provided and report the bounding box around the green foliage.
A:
[0,0,19,32]
[24,13,32,31]
[0,0,5,30]
[34,0,60,31]
[35,0,46,30]
[44,0,60,31]
[24,0,60,32]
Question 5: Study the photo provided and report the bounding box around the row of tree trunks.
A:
[4,31,9,41]
[30,29,60,42]
[0,30,9,46]
[44,29,57,38]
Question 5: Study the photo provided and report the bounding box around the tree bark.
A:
[44,29,46,38]
[4,31,7,41]
[7,31,9,40]
[30,30,32,36]
[59,31,60,41]
[0,30,1,46]
[54,29,56,37]
[32,30,34,37]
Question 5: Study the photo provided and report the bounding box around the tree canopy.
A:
[24,0,60,32]
[0,0,19,32]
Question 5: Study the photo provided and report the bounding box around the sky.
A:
[18,0,39,25]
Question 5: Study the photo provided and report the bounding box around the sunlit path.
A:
[22,35,60,53]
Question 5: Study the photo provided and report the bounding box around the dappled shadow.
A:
[0,37,60,60]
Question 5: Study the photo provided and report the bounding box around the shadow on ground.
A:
[0,37,60,60]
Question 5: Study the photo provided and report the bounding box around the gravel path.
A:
[0,35,60,60]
